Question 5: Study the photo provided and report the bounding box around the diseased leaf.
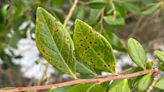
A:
[154,50,164,63]
[138,74,152,91]
[128,38,146,69]
[155,78,164,90]
[108,79,131,92]
[102,30,126,51]
[35,7,76,78]
[73,19,116,73]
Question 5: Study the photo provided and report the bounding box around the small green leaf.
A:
[1,4,9,16]
[35,7,76,78]
[102,30,126,51]
[128,38,146,69]
[155,78,164,90]
[73,19,116,73]
[104,15,125,26]
[159,62,164,71]
[51,0,65,8]
[48,86,71,92]
[154,50,164,63]
[115,3,127,17]
[108,79,131,92]
[89,9,101,25]
[0,87,16,90]
[86,0,106,9]
[142,3,160,15]
[123,2,141,15]
[74,6,85,20]
[138,74,152,91]
[66,83,106,92]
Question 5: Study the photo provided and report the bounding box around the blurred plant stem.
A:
[63,0,78,27]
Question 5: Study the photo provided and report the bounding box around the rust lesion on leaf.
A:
[97,53,100,56]
[53,29,59,32]
[87,61,93,65]
[54,19,59,23]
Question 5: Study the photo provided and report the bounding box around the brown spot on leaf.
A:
[104,65,107,68]
[53,29,59,32]
[85,48,88,51]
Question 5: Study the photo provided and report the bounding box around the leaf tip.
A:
[75,19,83,25]
[37,7,44,14]
[128,38,135,42]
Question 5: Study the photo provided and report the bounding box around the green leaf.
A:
[73,6,85,20]
[155,78,164,90]
[128,38,146,69]
[154,50,164,63]
[123,2,141,15]
[102,30,126,51]
[108,79,131,92]
[86,0,106,9]
[51,0,65,8]
[48,86,71,92]
[66,83,106,92]
[73,19,116,73]
[89,9,101,25]
[115,3,127,17]
[0,87,16,90]
[138,74,152,91]
[142,3,160,15]
[159,62,164,71]
[35,7,76,78]
[104,15,125,26]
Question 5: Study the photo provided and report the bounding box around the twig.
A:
[37,63,49,86]
[34,63,49,92]
[63,0,78,27]
[99,8,105,33]
[0,68,159,92]
[146,70,160,92]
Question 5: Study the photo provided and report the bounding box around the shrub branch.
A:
[63,0,78,27]
[0,68,160,92]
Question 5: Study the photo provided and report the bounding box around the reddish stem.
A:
[0,68,159,92]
